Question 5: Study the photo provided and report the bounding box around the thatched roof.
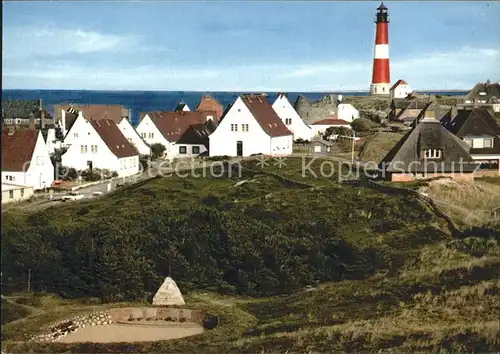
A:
[380,117,477,173]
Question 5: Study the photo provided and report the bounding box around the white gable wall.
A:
[118,118,151,156]
[63,113,87,148]
[2,131,55,190]
[391,84,412,99]
[61,119,139,177]
[337,104,359,122]
[136,115,172,156]
[272,95,313,141]
[209,97,272,156]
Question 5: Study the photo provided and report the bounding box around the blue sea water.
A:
[1,90,467,127]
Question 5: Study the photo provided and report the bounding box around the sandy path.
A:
[56,323,204,343]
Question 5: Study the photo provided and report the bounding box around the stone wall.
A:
[29,307,207,343]
[294,95,338,125]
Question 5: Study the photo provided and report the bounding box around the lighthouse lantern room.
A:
[370,2,391,96]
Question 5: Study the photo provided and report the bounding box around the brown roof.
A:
[240,95,292,137]
[147,111,211,142]
[54,104,128,125]
[2,128,38,171]
[196,96,224,121]
[90,119,138,158]
[312,118,351,126]
[390,79,408,91]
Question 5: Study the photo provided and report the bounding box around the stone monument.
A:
[152,277,185,306]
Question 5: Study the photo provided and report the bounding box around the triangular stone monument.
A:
[152,277,185,306]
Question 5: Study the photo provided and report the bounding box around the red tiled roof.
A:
[312,118,351,126]
[2,128,38,171]
[54,104,128,124]
[390,79,408,91]
[240,95,292,137]
[147,111,211,142]
[90,119,138,158]
[196,96,224,121]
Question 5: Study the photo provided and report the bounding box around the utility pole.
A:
[351,130,356,164]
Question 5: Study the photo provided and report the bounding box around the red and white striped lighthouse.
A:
[370,2,391,96]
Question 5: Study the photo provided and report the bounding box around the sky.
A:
[2,1,499,92]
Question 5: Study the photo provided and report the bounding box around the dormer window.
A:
[424,149,442,159]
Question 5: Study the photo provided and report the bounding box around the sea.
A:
[2,89,467,127]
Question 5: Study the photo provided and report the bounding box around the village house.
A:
[389,79,412,100]
[389,97,430,122]
[209,94,293,157]
[310,117,352,138]
[2,183,34,204]
[441,108,500,168]
[54,104,131,137]
[336,103,360,122]
[380,110,477,182]
[310,137,335,155]
[61,115,139,177]
[294,94,339,125]
[1,99,53,129]
[136,111,214,159]
[174,102,191,112]
[2,127,54,190]
[460,81,500,113]
[118,117,151,156]
[196,96,224,123]
[272,93,313,141]
[175,121,216,158]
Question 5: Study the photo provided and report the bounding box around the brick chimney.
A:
[40,99,46,129]
[28,117,36,131]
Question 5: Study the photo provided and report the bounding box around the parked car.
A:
[61,192,84,202]
[92,191,103,196]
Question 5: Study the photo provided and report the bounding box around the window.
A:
[148,132,154,139]
[241,124,249,132]
[424,149,442,159]
[141,132,146,138]
[484,138,494,148]
[179,146,187,154]
[73,133,79,138]
[285,118,292,125]
[231,124,238,132]
[9,190,14,199]
[192,146,200,154]
[314,145,322,153]
[91,145,98,153]
[80,145,88,153]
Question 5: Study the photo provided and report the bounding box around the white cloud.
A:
[2,46,499,91]
[2,25,143,59]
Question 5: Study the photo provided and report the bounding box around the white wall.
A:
[118,118,151,156]
[270,135,293,156]
[337,104,359,122]
[392,84,412,99]
[2,185,34,204]
[136,115,171,156]
[2,131,55,190]
[272,95,313,141]
[63,113,87,148]
[171,143,208,158]
[209,97,273,157]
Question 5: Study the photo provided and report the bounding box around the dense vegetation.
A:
[2,158,499,353]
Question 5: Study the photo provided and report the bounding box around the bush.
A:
[351,118,378,133]
[151,143,166,160]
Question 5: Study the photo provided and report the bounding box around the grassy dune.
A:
[2,158,499,353]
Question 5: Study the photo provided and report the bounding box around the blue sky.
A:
[2,1,499,91]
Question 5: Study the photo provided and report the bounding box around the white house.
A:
[209,94,293,157]
[175,102,191,112]
[336,103,360,123]
[136,111,214,159]
[310,118,352,138]
[272,93,313,141]
[390,79,412,99]
[118,117,151,156]
[2,183,34,204]
[61,118,139,177]
[2,128,54,190]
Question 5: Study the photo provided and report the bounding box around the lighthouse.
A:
[370,2,391,96]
